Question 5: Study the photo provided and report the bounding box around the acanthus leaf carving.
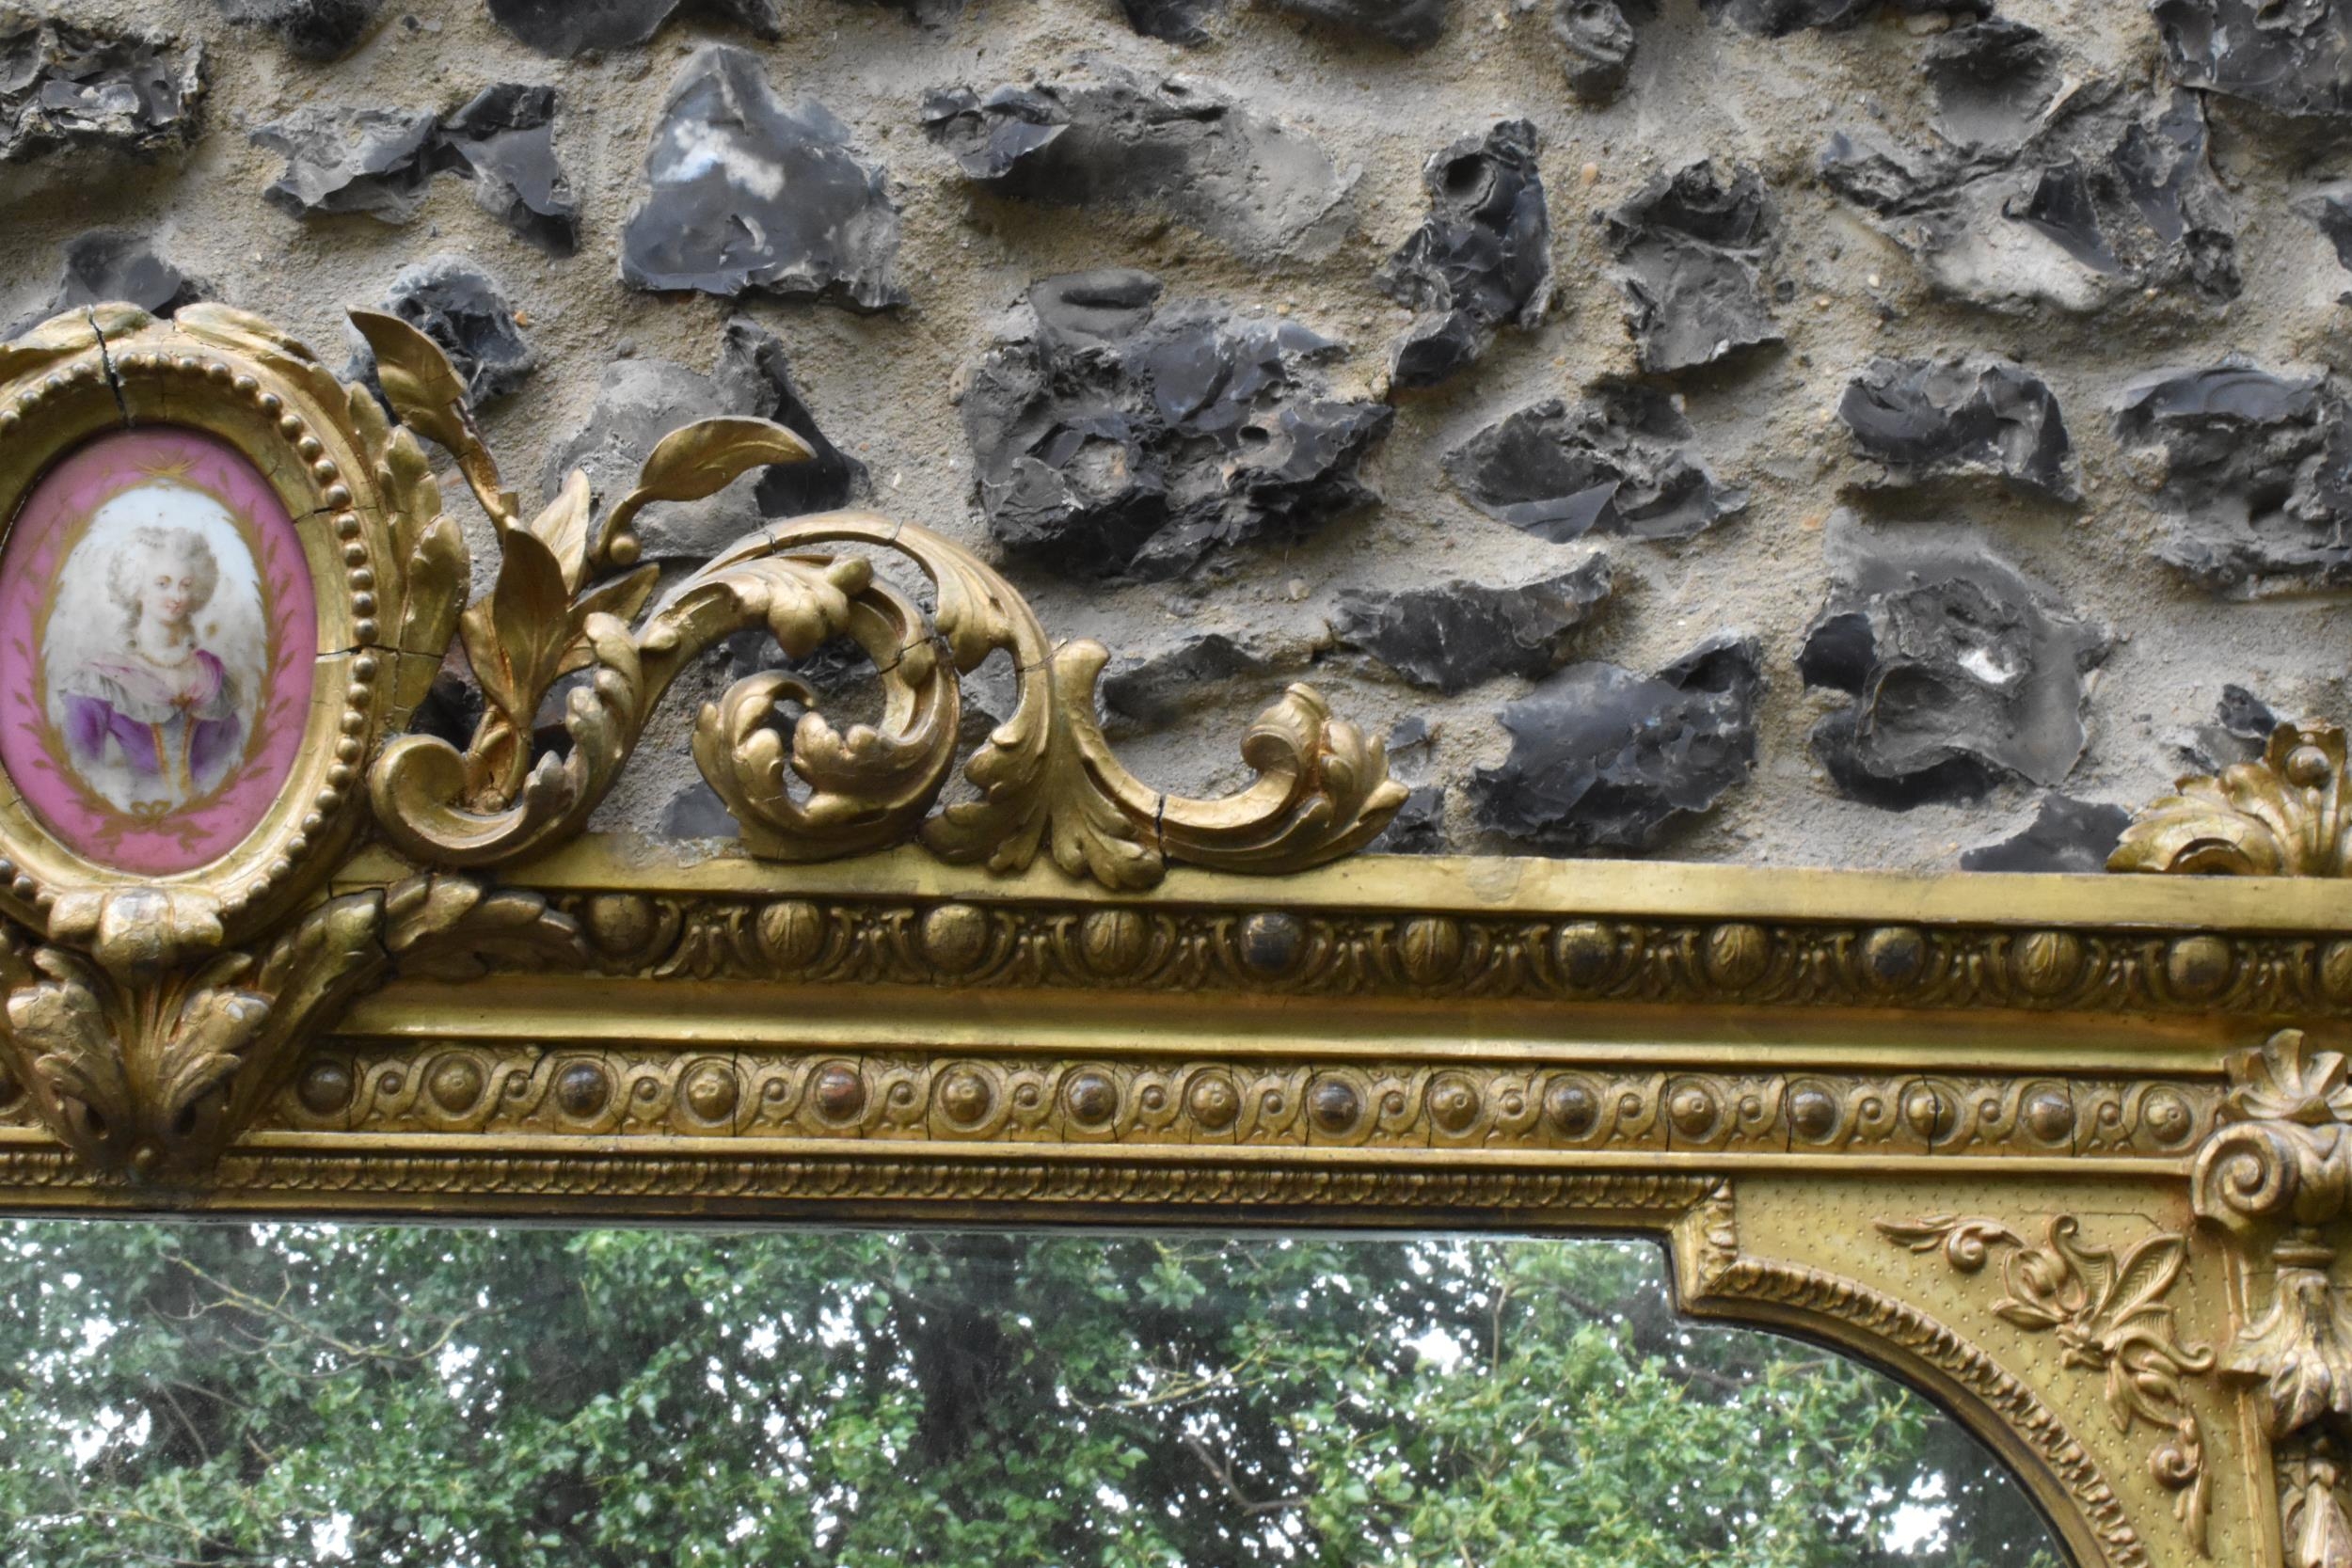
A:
[0,876,578,1181]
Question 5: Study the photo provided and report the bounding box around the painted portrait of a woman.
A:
[41,483,266,816]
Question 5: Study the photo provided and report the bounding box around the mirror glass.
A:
[0,1224,2066,1567]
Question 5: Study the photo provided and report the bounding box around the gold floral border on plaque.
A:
[0,303,2340,1568]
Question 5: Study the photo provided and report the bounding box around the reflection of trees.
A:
[0,1225,2063,1568]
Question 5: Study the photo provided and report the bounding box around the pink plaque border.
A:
[0,427,318,877]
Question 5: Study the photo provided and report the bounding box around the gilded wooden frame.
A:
[0,302,2340,1568]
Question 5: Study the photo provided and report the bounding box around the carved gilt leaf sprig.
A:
[352,308,516,529]
[592,414,814,569]
[1881,1212,2216,1552]
[181,304,471,671]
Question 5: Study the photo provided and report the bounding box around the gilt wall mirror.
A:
[5,0,2351,1561]
[0,294,2330,1568]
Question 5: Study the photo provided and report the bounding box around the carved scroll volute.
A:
[2192,1030,2352,1567]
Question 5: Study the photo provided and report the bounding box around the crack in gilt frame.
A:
[0,304,2341,1568]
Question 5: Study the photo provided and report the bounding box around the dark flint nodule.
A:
[1554,0,1641,102]
[1820,35,2239,312]
[1445,381,1745,544]
[354,255,538,405]
[1959,794,2130,873]
[1376,119,1551,389]
[712,321,866,521]
[1603,161,1780,374]
[544,319,864,562]
[662,782,741,841]
[2173,683,2281,775]
[10,230,209,337]
[1838,356,2078,502]
[1700,0,1987,34]
[2152,0,2352,120]
[963,269,1393,580]
[0,13,204,164]
[1473,634,1762,853]
[918,68,1353,263]
[2214,682,2280,747]
[1265,0,1451,49]
[1800,529,2110,809]
[215,0,382,60]
[251,104,449,222]
[411,666,485,753]
[1923,18,2060,149]
[1101,633,1270,729]
[486,0,780,56]
[2114,359,2352,594]
[2296,184,2352,273]
[442,84,579,255]
[624,46,902,310]
[1368,784,1447,854]
[1333,556,1613,693]
[1113,0,1222,44]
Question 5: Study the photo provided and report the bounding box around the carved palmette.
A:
[2112,722,2352,878]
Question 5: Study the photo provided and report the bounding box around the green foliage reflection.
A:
[0,1225,2065,1567]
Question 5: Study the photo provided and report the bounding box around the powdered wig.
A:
[106,526,220,635]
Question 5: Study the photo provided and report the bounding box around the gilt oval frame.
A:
[0,307,427,949]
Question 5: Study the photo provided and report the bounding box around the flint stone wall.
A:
[14,0,2349,872]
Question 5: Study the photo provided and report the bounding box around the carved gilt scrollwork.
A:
[0,304,1404,1178]
[1880,1213,2216,1552]
[353,310,1403,888]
